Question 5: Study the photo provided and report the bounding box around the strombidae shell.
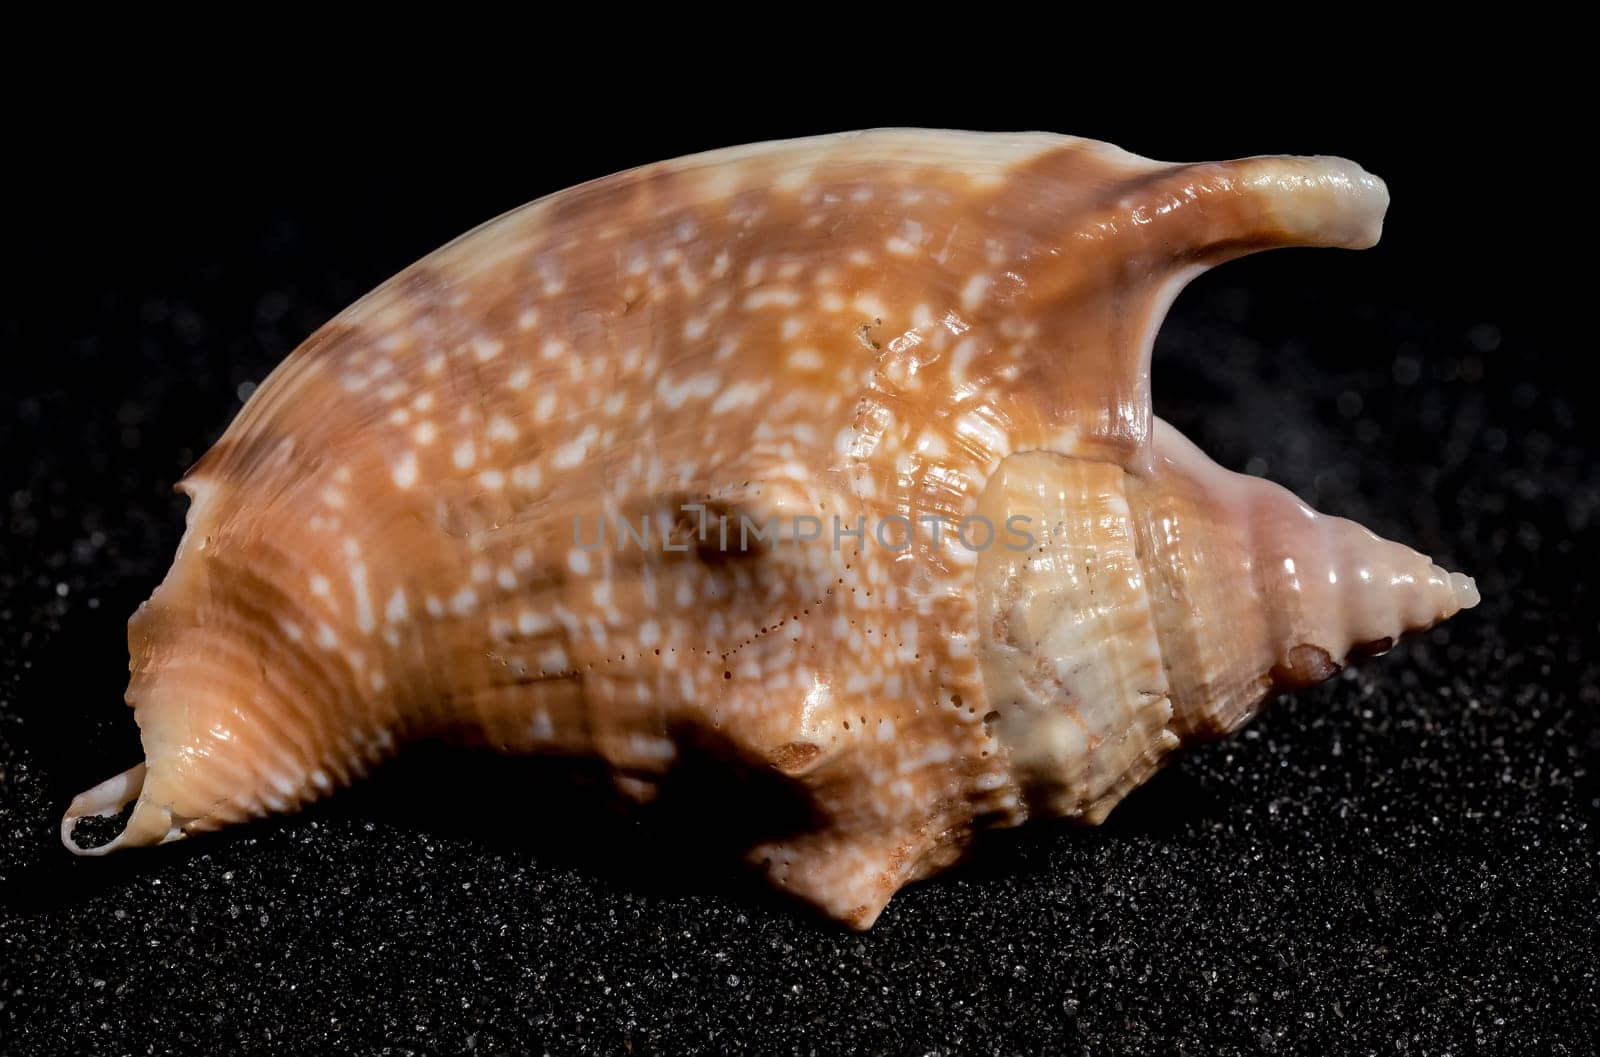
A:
[62,130,1478,927]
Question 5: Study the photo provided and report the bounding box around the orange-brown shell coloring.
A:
[62,130,1477,928]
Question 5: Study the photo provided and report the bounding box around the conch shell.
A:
[62,130,1477,927]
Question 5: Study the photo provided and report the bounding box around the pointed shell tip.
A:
[1448,570,1481,610]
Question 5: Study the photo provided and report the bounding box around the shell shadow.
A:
[935,760,1224,892]
[326,729,826,913]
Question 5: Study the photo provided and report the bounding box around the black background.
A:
[2,56,1594,1055]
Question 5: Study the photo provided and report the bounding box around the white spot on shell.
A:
[711,381,765,415]
[512,463,543,490]
[349,559,375,634]
[487,415,518,443]
[656,372,720,410]
[949,336,979,385]
[960,275,991,312]
[385,587,408,624]
[853,293,887,319]
[745,288,800,310]
[553,426,597,470]
[788,347,823,371]
[392,451,419,489]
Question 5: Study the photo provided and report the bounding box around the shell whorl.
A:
[62,130,1476,927]
[1128,419,1475,739]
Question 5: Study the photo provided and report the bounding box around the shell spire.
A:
[1128,419,1478,739]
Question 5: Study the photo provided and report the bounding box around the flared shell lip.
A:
[60,762,186,856]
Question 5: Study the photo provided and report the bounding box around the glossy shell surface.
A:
[62,130,1477,927]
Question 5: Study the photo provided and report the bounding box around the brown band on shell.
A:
[1270,644,1342,689]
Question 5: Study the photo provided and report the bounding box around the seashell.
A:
[62,129,1478,927]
